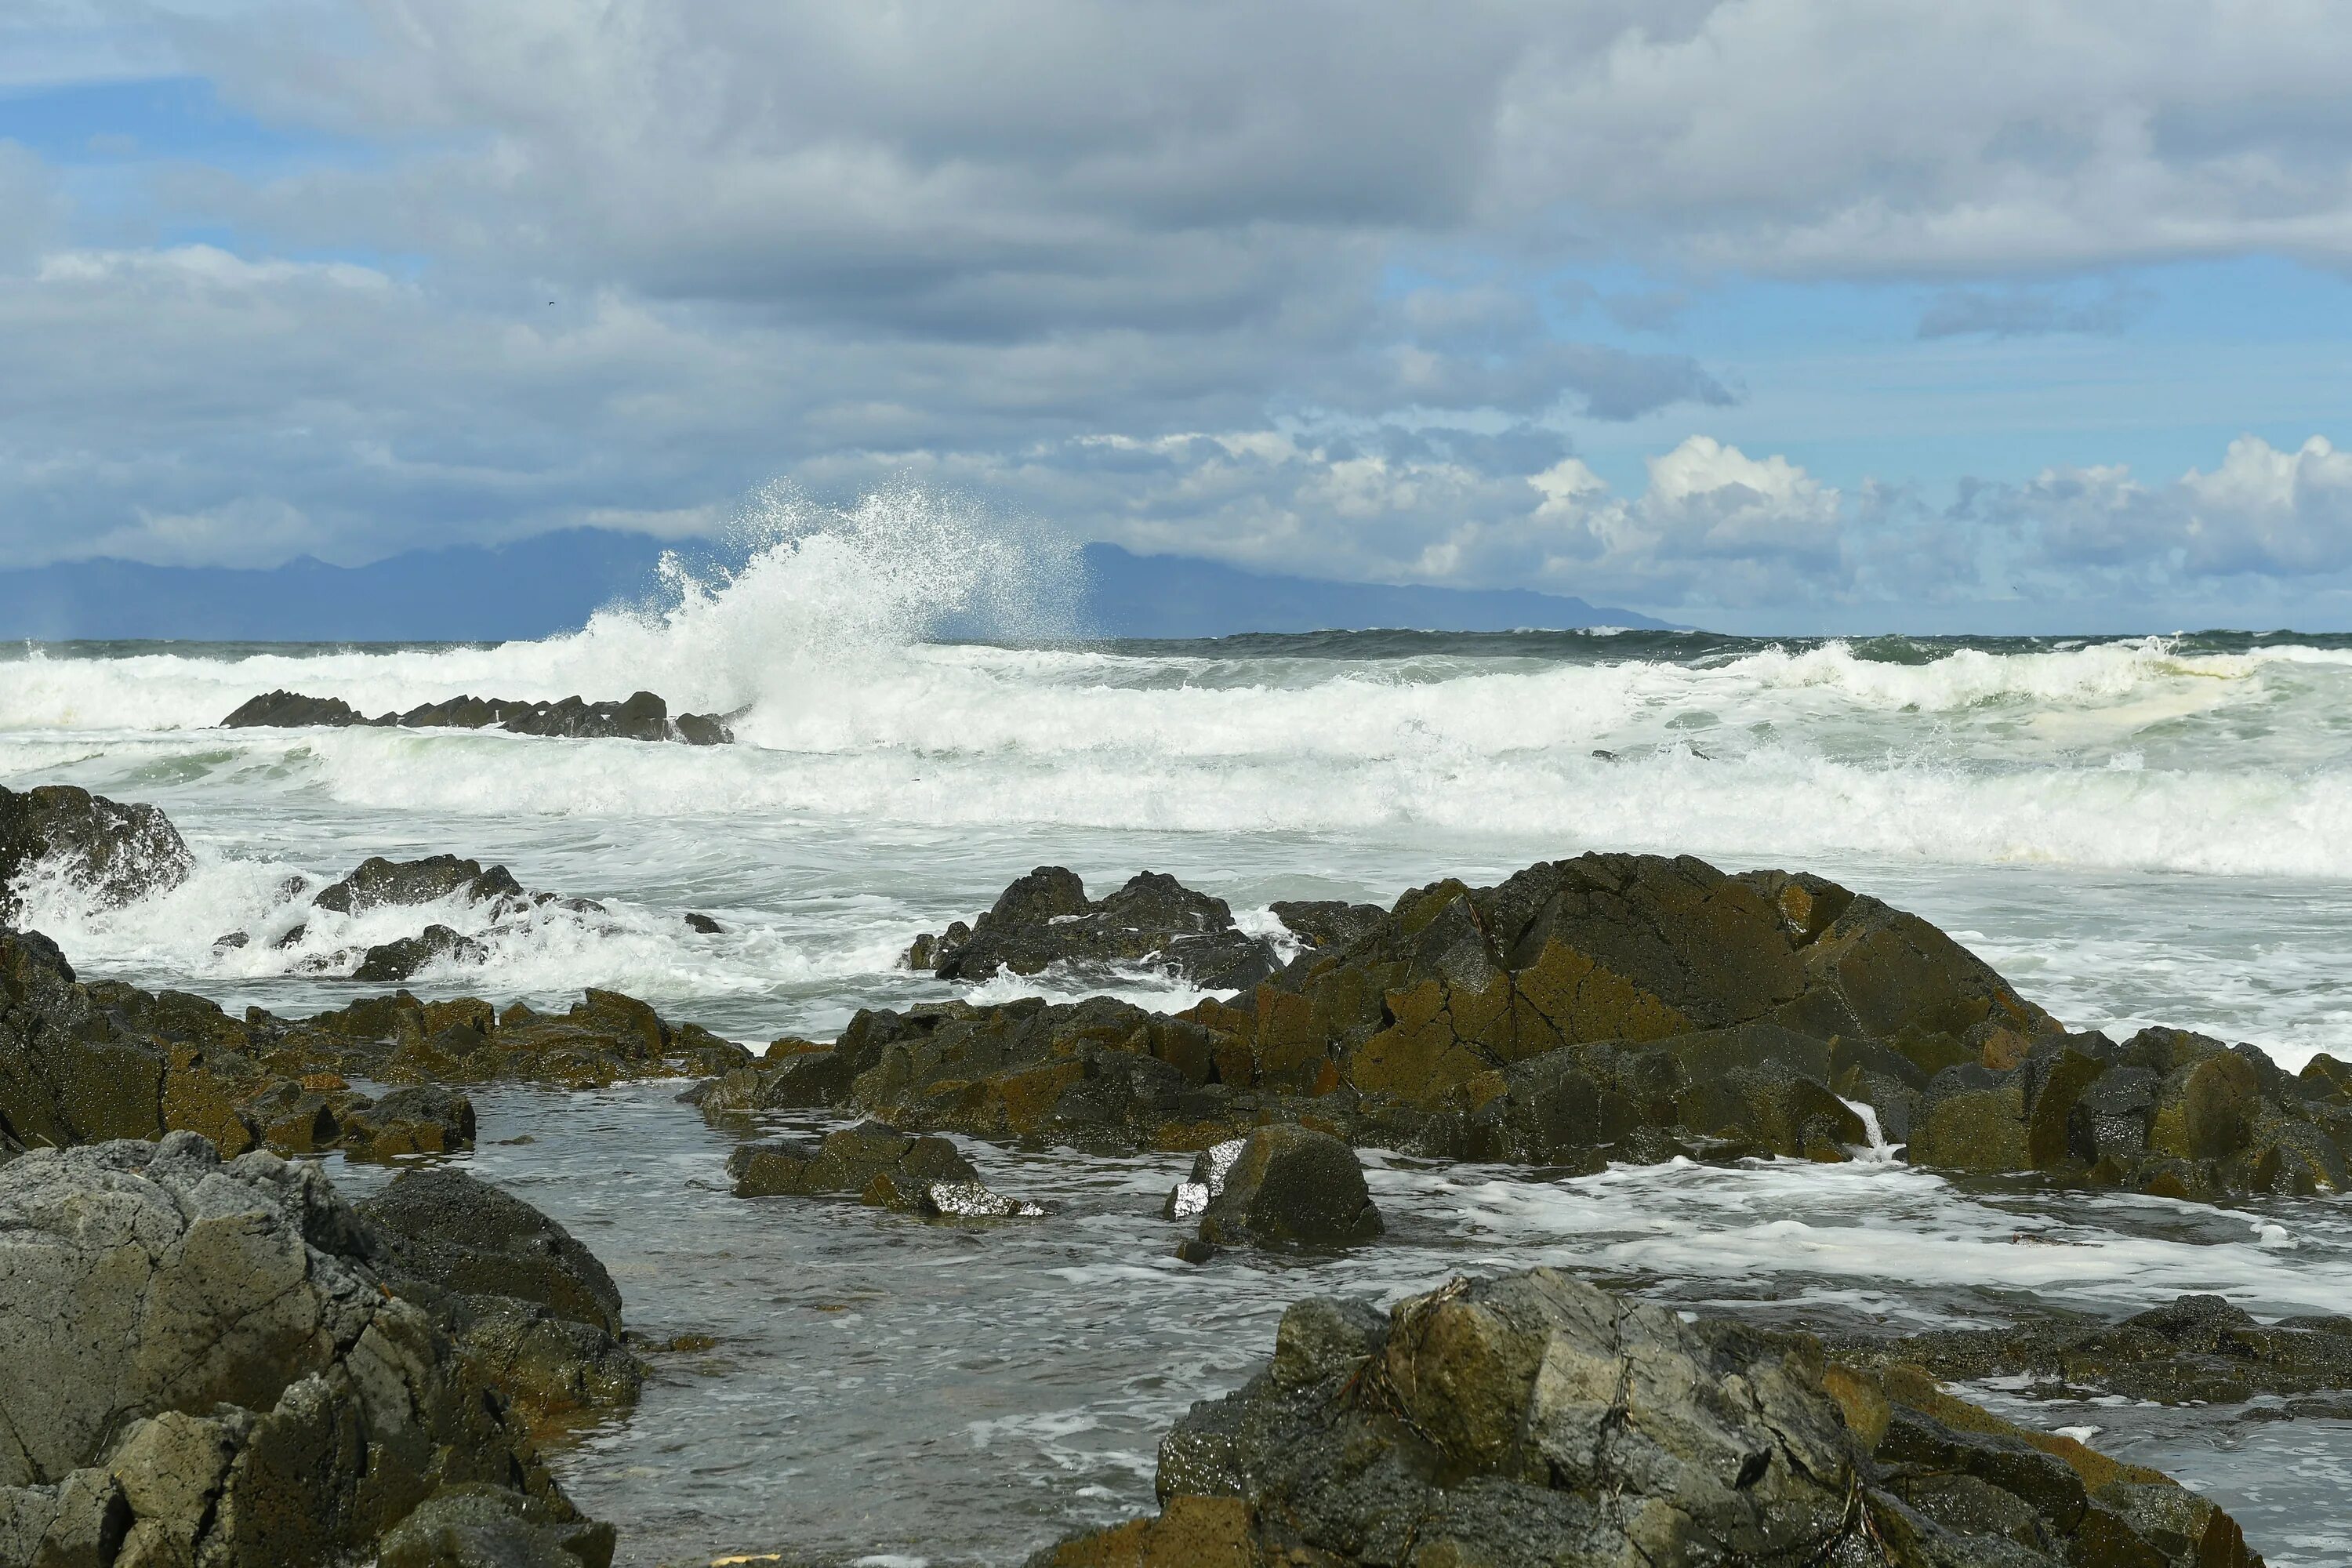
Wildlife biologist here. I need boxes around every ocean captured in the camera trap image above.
[4,521,2350,1565]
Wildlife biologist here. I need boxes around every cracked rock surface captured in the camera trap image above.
[0,1133,608,1568]
[1031,1268,2261,1568]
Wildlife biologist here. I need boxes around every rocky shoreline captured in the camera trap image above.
[6,782,2348,1564]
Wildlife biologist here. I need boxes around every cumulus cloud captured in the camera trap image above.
[1970,435,2352,583]
[3,0,2352,623]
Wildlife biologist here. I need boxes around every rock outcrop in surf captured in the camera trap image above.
[2,927,476,1163]
[2,924,751,1168]
[1029,1268,2259,1568]
[906,866,1282,991]
[217,852,610,983]
[0,783,193,921]
[221,688,735,743]
[0,1134,613,1568]
[736,855,2351,1207]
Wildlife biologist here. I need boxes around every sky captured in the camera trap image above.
[2,2,2351,633]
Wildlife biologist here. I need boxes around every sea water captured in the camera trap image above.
[4,502,2350,1565]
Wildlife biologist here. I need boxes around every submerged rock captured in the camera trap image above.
[0,782,194,920]
[1031,1268,2259,1568]
[0,1134,610,1567]
[359,1167,641,1434]
[222,688,734,744]
[906,866,1281,990]
[728,1120,1043,1216]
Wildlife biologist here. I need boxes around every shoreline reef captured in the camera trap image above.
[6,781,2349,1566]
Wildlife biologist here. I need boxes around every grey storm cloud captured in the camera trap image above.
[4,0,2352,619]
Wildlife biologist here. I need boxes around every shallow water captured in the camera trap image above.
[327,1084,2352,1567]
[7,517,2352,1563]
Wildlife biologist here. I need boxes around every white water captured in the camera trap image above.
[7,488,2352,1564]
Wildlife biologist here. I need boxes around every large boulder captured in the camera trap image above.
[0,1134,609,1568]
[1032,1269,2259,1568]
[0,783,193,919]
[358,1168,641,1436]
[907,867,1280,991]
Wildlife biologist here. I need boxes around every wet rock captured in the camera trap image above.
[0,1134,604,1565]
[1835,1293,2352,1407]
[314,854,528,916]
[1269,898,1388,952]
[720,853,2340,1210]
[1175,1124,1382,1248]
[0,782,194,918]
[354,924,492,983]
[221,687,733,745]
[1040,1269,2249,1568]
[727,1121,1044,1216]
[0,926,480,1163]
[358,1166,626,1336]
[1032,1268,2259,1568]
[220,689,367,728]
[909,867,1281,991]
[376,1483,616,1568]
[255,985,753,1090]
[358,1167,640,1435]
[684,912,724,934]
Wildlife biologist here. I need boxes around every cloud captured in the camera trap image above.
[3,1,2352,627]
[1974,434,2352,581]
[1917,282,2151,338]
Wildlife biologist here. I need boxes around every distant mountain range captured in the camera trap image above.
[1078,543,1671,635]
[0,529,1670,641]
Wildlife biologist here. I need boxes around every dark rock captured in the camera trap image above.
[359,1166,625,1337]
[220,688,733,746]
[358,1168,639,1437]
[314,855,526,916]
[909,867,1281,991]
[376,1483,615,1568]
[1835,1292,2352,1407]
[1167,1124,1382,1247]
[213,930,250,950]
[703,852,2342,1210]
[726,1121,1042,1215]
[0,782,194,919]
[220,689,366,728]
[339,1083,478,1159]
[684,912,724,934]
[0,1134,604,1566]
[1269,898,1387,951]
[1033,1268,2257,1568]
[354,924,492,983]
